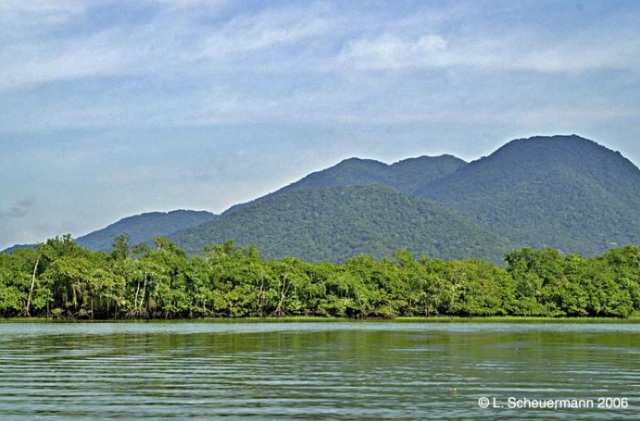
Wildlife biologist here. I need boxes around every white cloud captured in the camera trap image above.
[3,0,637,96]
[340,30,640,73]
[0,0,87,38]
[340,33,448,70]
[517,34,640,73]
[197,8,331,57]
[0,31,136,90]
[337,11,640,74]
[0,1,334,91]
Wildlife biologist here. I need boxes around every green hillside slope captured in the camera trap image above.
[417,135,640,255]
[172,185,513,262]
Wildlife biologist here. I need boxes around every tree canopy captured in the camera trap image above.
[2,235,638,319]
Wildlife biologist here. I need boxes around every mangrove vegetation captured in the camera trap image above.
[1,235,638,319]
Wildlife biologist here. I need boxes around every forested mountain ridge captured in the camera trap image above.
[4,135,638,262]
[76,210,217,251]
[172,184,513,262]
[417,135,640,256]
[223,154,466,215]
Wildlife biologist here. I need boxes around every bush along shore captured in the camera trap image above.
[1,235,638,320]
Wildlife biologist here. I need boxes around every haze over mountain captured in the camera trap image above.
[4,135,638,263]
[4,210,216,254]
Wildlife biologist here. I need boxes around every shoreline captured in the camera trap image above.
[2,315,638,323]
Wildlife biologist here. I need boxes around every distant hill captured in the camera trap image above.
[76,210,217,251]
[172,184,514,262]
[3,210,218,253]
[417,135,640,256]
[2,243,36,254]
[224,155,465,215]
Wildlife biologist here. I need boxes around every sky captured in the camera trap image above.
[1,0,639,250]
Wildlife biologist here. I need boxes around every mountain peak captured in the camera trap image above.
[494,134,621,159]
[417,134,639,256]
[223,153,466,215]
[336,157,386,166]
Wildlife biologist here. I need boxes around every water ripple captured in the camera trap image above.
[1,322,638,420]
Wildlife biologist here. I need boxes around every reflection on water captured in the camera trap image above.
[1,322,638,420]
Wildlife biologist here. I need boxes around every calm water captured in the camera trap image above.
[0,322,638,420]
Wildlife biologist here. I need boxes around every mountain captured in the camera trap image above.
[224,154,466,215]
[75,210,217,251]
[6,134,637,262]
[172,184,514,262]
[416,135,640,256]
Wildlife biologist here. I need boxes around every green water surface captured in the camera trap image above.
[1,322,638,420]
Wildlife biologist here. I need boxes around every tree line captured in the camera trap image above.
[1,235,638,319]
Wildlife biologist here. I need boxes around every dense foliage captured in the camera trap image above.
[172,185,514,262]
[2,235,638,319]
[418,135,640,256]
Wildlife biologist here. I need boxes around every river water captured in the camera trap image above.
[1,322,638,420]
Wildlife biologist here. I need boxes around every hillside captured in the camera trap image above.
[224,154,465,215]
[172,184,514,262]
[76,210,217,251]
[417,135,640,256]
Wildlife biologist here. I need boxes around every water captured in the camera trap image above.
[1,322,638,420]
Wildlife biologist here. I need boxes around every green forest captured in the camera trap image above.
[173,185,514,262]
[1,235,639,319]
